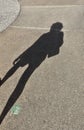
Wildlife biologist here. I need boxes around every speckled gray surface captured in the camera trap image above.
[0,0,84,130]
[0,0,20,32]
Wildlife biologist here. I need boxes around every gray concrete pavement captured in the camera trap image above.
[19,0,84,5]
[0,0,84,130]
[12,5,84,30]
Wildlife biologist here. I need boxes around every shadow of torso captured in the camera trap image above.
[16,30,64,68]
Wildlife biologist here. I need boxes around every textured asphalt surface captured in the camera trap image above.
[0,0,84,130]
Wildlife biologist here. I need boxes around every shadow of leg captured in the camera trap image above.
[0,63,20,86]
[0,65,36,124]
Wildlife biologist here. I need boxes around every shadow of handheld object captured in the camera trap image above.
[0,22,64,124]
[48,22,63,57]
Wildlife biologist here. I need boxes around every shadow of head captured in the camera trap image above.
[50,22,63,32]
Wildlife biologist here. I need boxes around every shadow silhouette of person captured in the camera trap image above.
[0,22,64,124]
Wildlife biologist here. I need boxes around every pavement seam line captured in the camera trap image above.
[10,26,84,32]
[22,5,84,8]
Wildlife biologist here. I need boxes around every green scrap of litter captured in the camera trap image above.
[11,105,21,115]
